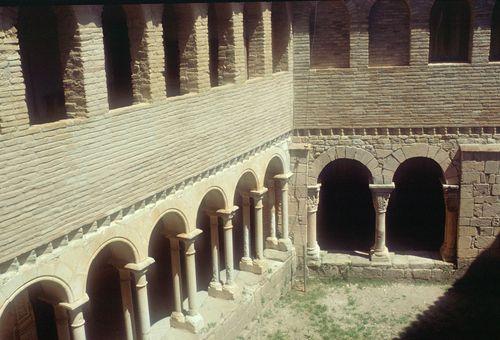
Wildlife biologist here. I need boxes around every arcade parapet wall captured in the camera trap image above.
[289,128,500,268]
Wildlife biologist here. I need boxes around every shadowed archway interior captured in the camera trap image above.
[387,157,445,251]
[317,159,375,252]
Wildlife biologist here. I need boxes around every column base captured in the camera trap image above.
[185,313,204,334]
[370,247,391,263]
[208,281,237,300]
[239,257,255,273]
[252,259,266,274]
[306,245,321,267]
[208,281,223,298]
[266,237,279,250]
[240,258,266,274]
[440,244,456,263]
[170,311,186,328]
[277,238,293,252]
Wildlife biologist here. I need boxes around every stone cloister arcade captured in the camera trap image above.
[0,145,293,339]
[305,144,460,265]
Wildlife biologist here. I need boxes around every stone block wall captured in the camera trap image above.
[288,128,500,263]
[457,144,500,267]
[0,4,293,266]
[293,0,500,129]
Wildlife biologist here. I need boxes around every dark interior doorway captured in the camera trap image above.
[317,159,374,252]
[387,157,445,251]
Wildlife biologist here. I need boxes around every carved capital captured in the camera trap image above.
[306,184,321,213]
[443,184,460,212]
[369,183,395,214]
[216,206,239,221]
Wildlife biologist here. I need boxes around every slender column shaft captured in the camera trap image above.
[251,189,267,260]
[118,269,137,340]
[223,216,235,285]
[268,182,277,241]
[169,237,183,315]
[369,184,394,262]
[242,195,251,260]
[68,309,86,340]
[217,208,238,286]
[184,240,199,315]
[274,173,293,250]
[306,184,321,256]
[280,182,290,240]
[209,214,220,283]
[441,185,459,262]
[134,271,151,340]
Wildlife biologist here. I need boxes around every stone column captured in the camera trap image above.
[217,206,239,297]
[274,173,294,251]
[125,257,155,340]
[168,237,185,326]
[118,269,137,340]
[306,184,321,265]
[208,213,222,292]
[53,305,71,340]
[440,184,460,262]
[250,188,268,261]
[177,229,204,333]
[239,194,254,272]
[59,295,89,340]
[265,180,279,249]
[369,184,394,262]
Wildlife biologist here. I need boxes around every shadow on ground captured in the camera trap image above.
[398,236,500,339]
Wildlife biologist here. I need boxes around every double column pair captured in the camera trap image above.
[208,207,239,299]
[58,258,154,340]
[306,182,460,263]
[368,183,459,262]
[306,183,396,263]
[169,229,204,333]
[267,173,294,252]
[240,188,267,274]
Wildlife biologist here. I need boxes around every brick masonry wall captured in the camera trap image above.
[310,1,350,69]
[0,4,293,264]
[458,145,500,267]
[288,130,500,260]
[293,0,500,128]
[368,0,410,66]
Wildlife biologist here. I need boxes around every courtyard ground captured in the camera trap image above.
[238,278,449,340]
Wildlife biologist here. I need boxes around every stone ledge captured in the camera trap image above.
[311,252,456,283]
[460,144,500,152]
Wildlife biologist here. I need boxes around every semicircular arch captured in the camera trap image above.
[309,146,379,185]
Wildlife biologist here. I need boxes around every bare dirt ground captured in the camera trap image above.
[238,278,449,340]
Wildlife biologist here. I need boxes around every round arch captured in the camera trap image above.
[0,276,73,318]
[309,146,379,185]
[382,144,458,185]
[148,209,189,244]
[0,277,73,340]
[84,237,140,283]
[263,154,286,180]
[235,169,259,192]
